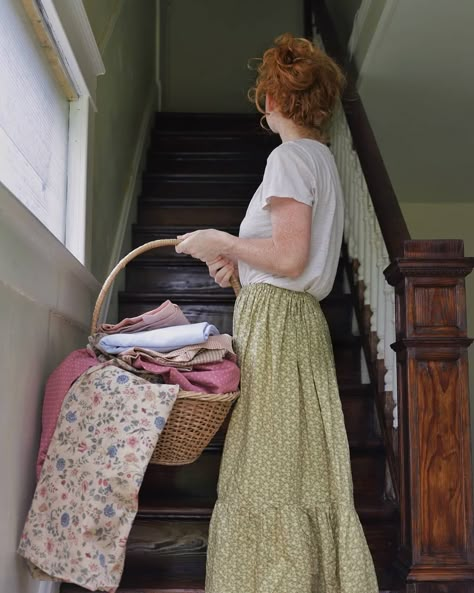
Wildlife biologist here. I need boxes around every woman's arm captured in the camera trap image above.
[176,197,312,279]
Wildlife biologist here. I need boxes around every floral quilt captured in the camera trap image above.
[18,364,179,592]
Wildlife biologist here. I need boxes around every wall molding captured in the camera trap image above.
[39,0,105,106]
[348,0,374,58]
[37,580,60,593]
[356,0,398,83]
[100,84,157,324]
[98,0,126,54]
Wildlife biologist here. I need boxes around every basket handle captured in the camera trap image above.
[91,239,241,335]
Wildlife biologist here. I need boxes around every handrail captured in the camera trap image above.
[310,4,474,588]
[310,0,411,259]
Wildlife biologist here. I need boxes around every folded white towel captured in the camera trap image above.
[98,321,220,354]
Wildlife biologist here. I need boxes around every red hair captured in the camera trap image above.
[249,33,345,139]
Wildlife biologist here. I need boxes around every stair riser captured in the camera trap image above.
[137,205,247,226]
[132,226,240,247]
[151,136,279,153]
[147,155,267,175]
[125,264,346,294]
[140,448,385,506]
[153,113,262,132]
[142,179,259,198]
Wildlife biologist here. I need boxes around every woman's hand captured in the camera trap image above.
[175,229,235,262]
[207,256,237,288]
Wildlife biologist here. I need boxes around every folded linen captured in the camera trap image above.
[98,322,220,354]
[98,300,189,334]
[91,334,236,368]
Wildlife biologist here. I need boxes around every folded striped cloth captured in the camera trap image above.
[98,321,220,354]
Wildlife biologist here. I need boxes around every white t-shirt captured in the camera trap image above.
[238,138,344,301]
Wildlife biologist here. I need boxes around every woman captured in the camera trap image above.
[176,33,379,593]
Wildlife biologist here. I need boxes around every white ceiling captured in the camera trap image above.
[356,0,474,203]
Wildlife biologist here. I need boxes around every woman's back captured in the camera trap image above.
[238,138,344,300]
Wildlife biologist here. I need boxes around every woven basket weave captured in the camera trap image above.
[91,238,240,466]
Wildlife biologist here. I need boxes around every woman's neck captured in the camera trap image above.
[273,114,321,143]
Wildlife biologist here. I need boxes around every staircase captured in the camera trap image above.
[61,113,403,593]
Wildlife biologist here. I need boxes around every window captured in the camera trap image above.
[0,0,69,242]
[0,0,104,263]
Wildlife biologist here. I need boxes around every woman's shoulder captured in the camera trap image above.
[268,138,332,163]
[267,139,336,176]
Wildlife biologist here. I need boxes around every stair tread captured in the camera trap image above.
[144,172,262,181]
[139,195,251,205]
[148,153,268,161]
[136,498,398,521]
[133,224,240,233]
[118,288,352,301]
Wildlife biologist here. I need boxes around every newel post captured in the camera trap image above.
[385,240,474,592]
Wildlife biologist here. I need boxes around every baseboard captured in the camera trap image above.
[37,581,60,593]
[100,84,157,324]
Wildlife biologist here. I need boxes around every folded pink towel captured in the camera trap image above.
[98,300,189,334]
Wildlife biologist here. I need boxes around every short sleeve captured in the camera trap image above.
[260,144,316,208]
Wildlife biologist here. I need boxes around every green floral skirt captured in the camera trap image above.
[205,283,379,593]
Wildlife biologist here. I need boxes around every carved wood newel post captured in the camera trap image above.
[385,240,474,593]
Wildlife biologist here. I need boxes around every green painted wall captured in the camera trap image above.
[83,0,156,282]
[160,0,304,113]
[0,183,97,593]
[401,202,474,499]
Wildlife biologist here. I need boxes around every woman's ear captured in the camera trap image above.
[265,94,276,113]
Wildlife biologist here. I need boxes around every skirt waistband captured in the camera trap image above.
[238,282,320,306]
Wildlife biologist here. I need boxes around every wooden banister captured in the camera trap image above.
[385,241,474,591]
[309,2,474,591]
[310,0,411,259]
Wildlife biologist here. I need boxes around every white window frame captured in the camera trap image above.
[23,0,105,265]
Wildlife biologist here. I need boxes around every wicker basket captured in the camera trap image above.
[91,238,240,466]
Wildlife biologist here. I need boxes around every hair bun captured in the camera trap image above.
[248,33,345,139]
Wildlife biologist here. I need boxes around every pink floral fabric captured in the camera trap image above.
[36,348,101,479]
[19,365,179,592]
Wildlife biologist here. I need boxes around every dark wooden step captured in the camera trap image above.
[137,200,248,226]
[132,224,240,248]
[147,152,267,174]
[142,174,260,198]
[150,134,279,153]
[153,112,263,133]
[140,434,385,510]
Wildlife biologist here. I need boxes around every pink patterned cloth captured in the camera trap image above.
[37,349,100,480]
[97,300,189,334]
